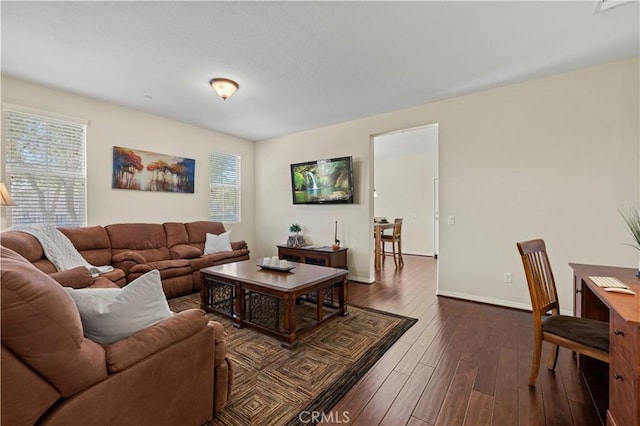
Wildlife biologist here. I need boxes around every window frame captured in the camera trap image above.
[208,151,241,223]
[2,104,89,227]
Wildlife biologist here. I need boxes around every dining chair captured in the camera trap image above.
[516,239,609,386]
[381,218,404,268]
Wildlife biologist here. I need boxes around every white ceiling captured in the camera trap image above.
[1,1,638,141]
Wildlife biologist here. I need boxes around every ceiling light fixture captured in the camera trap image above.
[210,78,239,101]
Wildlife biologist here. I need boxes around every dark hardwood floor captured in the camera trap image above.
[323,255,605,426]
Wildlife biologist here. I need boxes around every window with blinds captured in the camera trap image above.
[209,152,240,222]
[3,108,87,227]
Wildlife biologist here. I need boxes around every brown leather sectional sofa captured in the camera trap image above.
[0,221,248,424]
[0,221,250,299]
[1,245,232,425]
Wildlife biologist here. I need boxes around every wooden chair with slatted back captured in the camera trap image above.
[381,218,404,268]
[516,239,609,386]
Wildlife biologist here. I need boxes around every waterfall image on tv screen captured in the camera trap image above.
[290,156,354,204]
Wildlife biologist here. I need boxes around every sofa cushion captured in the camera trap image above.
[0,246,107,397]
[184,221,226,249]
[163,222,189,247]
[204,231,232,254]
[59,226,112,267]
[65,270,172,344]
[106,223,171,262]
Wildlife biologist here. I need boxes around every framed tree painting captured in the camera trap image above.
[112,146,195,193]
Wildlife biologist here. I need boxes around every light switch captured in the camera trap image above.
[447,215,455,225]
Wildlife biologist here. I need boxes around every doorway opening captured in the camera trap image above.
[372,123,439,271]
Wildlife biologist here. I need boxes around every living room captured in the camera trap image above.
[1,1,639,425]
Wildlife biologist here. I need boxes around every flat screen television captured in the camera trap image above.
[290,156,354,204]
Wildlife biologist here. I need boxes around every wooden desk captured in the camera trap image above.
[570,263,640,426]
[374,222,394,270]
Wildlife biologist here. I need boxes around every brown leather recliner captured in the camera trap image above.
[1,246,232,425]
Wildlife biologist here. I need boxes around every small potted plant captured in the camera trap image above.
[619,206,640,277]
[287,223,304,247]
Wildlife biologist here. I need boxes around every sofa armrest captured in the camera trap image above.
[112,251,146,264]
[105,309,210,373]
[231,240,248,251]
[208,321,228,368]
[111,252,147,275]
[49,266,93,289]
[169,244,202,260]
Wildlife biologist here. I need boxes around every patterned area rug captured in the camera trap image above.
[169,294,417,426]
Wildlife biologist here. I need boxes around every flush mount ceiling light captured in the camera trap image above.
[209,78,239,101]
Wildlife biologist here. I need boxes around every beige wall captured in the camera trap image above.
[256,57,639,310]
[0,77,256,248]
[3,57,638,311]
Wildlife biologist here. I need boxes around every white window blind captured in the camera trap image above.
[4,109,87,227]
[209,152,240,222]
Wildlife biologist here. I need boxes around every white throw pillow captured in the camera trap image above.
[65,269,171,344]
[204,230,232,254]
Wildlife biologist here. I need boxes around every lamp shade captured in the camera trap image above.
[210,78,239,100]
[0,182,16,206]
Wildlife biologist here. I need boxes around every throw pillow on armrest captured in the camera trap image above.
[49,266,94,289]
[204,231,232,254]
[65,269,172,344]
[112,251,146,264]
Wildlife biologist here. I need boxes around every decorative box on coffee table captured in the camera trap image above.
[277,245,348,269]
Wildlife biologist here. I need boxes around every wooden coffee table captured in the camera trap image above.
[200,260,348,348]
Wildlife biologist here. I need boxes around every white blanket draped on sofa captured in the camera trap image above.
[10,224,114,277]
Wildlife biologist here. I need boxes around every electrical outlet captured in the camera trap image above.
[504,272,512,283]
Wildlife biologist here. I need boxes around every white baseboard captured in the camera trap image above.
[348,275,375,284]
[435,290,573,316]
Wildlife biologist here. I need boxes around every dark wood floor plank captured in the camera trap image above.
[381,363,435,426]
[353,371,409,426]
[491,346,519,425]
[538,358,575,426]
[395,317,444,375]
[411,325,468,424]
[407,416,433,426]
[399,303,440,345]
[516,334,546,426]
[326,341,412,424]
[435,360,478,426]
[463,390,493,426]
[472,328,500,396]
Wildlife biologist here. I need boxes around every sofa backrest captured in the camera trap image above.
[105,223,171,262]
[184,221,226,252]
[59,226,112,266]
[0,246,108,397]
[0,231,57,273]
[164,222,189,247]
